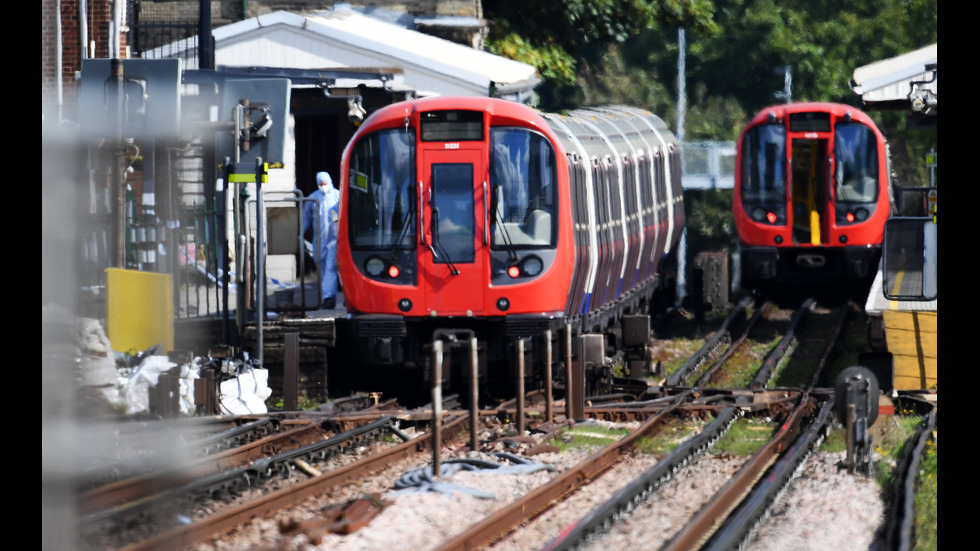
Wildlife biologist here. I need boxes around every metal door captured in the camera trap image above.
[420,147,486,314]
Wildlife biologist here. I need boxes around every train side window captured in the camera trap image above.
[882,217,937,301]
[834,123,879,203]
[489,127,558,247]
[347,128,416,249]
[740,124,786,202]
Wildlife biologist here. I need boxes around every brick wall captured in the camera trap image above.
[42,0,482,121]
[42,0,126,121]
[240,1,480,18]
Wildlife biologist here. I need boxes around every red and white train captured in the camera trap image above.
[734,102,892,290]
[335,96,683,395]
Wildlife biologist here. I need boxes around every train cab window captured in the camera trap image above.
[489,128,558,248]
[347,128,417,249]
[740,124,786,203]
[833,123,879,204]
[431,163,475,264]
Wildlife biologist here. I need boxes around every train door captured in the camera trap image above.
[789,138,828,245]
[420,147,487,314]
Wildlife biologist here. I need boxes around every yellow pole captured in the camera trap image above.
[808,144,820,245]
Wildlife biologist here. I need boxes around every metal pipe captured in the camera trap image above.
[516,339,525,435]
[470,336,479,452]
[544,330,553,423]
[255,158,265,369]
[111,59,126,268]
[432,340,443,478]
[565,324,572,411]
[79,0,88,59]
[55,0,63,124]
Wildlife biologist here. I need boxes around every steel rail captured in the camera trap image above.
[690,304,765,388]
[880,398,937,551]
[118,413,470,551]
[664,296,755,387]
[78,416,322,514]
[432,391,695,551]
[750,297,814,388]
[703,396,835,550]
[541,406,744,551]
[81,416,398,527]
[660,395,819,551]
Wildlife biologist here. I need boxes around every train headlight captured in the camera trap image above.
[854,208,869,221]
[365,257,385,277]
[522,256,544,276]
[751,207,766,222]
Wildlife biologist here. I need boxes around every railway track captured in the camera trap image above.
[72,297,934,551]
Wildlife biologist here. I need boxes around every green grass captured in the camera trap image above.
[714,416,775,456]
[914,435,937,551]
[709,336,781,388]
[872,415,921,489]
[635,415,710,456]
[266,396,324,411]
[547,424,632,452]
[656,337,707,379]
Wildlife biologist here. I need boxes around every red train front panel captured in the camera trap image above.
[337,97,575,322]
[734,102,890,285]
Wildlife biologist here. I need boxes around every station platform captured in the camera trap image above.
[864,269,937,391]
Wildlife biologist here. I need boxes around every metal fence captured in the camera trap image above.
[681,141,736,190]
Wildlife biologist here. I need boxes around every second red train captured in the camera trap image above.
[734,102,893,291]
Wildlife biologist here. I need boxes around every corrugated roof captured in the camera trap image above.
[211,8,539,100]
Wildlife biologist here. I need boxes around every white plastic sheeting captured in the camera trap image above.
[46,302,273,416]
[115,355,272,416]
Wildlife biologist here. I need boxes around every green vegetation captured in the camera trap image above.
[487,1,937,237]
[826,312,874,383]
[266,396,324,411]
[655,336,707,379]
[914,435,937,551]
[635,415,709,456]
[714,415,775,456]
[548,424,633,452]
[710,335,781,388]
[872,415,921,488]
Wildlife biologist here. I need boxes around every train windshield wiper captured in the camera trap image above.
[430,208,459,275]
[491,185,518,263]
[388,204,416,263]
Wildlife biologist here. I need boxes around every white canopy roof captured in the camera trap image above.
[850,43,937,114]
[211,8,539,101]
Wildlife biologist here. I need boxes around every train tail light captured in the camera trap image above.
[365,255,402,279]
[766,211,778,223]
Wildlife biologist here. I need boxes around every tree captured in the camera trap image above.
[484,0,719,110]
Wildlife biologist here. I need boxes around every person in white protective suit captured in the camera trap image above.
[302,171,340,310]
